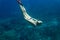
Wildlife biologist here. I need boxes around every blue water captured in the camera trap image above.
[0,0,60,40]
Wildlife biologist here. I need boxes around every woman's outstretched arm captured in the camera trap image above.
[17,0,43,26]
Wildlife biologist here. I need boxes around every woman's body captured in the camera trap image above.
[17,0,43,26]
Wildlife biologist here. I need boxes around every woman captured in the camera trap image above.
[17,0,43,26]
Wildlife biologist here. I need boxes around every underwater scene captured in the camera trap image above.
[0,0,60,40]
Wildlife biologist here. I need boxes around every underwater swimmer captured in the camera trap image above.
[17,0,43,26]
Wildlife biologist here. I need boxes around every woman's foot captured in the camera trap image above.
[17,0,23,5]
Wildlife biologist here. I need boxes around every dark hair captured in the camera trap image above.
[36,22,42,26]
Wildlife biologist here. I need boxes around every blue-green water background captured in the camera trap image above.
[0,0,60,40]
